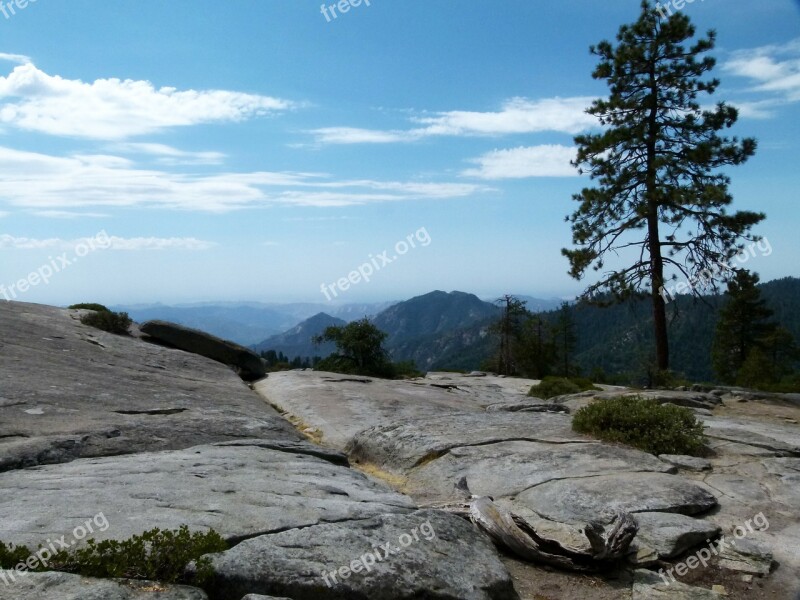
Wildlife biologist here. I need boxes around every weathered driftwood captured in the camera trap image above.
[438,496,638,572]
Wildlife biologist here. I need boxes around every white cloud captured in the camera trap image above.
[309,96,597,144]
[113,143,226,165]
[33,210,110,219]
[0,233,215,251]
[0,146,487,212]
[309,127,410,145]
[463,145,578,179]
[105,237,216,251]
[724,38,800,103]
[0,234,63,249]
[0,53,31,65]
[0,62,297,139]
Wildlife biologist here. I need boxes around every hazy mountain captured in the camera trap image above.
[114,301,396,346]
[113,304,296,346]
[374,291,499,345]
[252,313,346,358]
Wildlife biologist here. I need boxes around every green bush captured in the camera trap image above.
[572,395,707,456]
[0,540,30,569]
[528,376,600,399]
[80,310,133,336]
[68,303,110,312]
[0,526,226,584]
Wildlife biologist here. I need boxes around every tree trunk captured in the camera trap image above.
[646,60,669,371]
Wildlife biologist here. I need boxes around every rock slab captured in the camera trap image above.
[141,320,266,381]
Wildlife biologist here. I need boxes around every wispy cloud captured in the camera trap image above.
[463,145,578,179]
[105,236,217,251]
[0,53,31,65]
[112,143,226,165]
[0,234,63,249]
[33,210,110,219]
[0,146,487,212]
[724,38,800,105]
[309,96,597,145]
[0,62,298,140]
[0,233,215,250]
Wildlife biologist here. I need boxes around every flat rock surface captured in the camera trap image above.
[406,440,675,502]
[0,571,207,599]
[347,412,589,472]
[0,440,414,548]
[254,371,540,449]
[0,302,301,471]
[515,472,718,525]
[201,509,519,600]
[631,570,723,599]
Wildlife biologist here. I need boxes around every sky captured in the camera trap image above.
[0,0,798,306]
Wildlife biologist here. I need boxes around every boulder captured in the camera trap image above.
[197,509,519,600]
[140,320,266,381]
[632,512,722,561]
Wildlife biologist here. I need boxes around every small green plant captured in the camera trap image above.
[0,540,31,569]
[68,303,110,312]
[0,526,226,584]
[80,310,133,336]
[528,376,600,399]
[572,395,707,456]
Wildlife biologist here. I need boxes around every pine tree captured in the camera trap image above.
[552,302,578,377]
[564,1,763,372]
[490,295,529,375]
[712,270,775,383]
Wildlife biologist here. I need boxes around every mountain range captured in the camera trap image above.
[251,278,800,382]
[114,278,799,382]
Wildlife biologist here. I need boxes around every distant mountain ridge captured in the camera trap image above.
[112,301,395,346]
[252,312,346,358]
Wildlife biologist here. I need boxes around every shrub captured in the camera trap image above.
[572,395,707,456]
[80,310,132,336]
[528,376,600,399]
[68,303,110,312]
[0,526,226,584]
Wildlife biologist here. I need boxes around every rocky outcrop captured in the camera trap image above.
[140,320,266,381]
[0,303,517,600]
[256,371,800,598]
[0,303,298,472]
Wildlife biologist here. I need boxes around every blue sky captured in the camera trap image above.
[1,0,798,306]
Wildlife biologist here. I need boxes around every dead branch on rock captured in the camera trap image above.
[437,496,638,572]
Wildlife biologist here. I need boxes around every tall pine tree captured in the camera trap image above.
[564,1,763,371]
